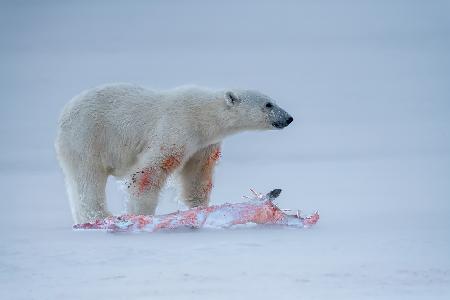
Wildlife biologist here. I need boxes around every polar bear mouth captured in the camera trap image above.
[272,122,285,129]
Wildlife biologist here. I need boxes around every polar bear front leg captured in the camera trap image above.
[180,143,221,208]
[125,148,185,215]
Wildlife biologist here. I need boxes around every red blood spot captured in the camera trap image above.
[201,180,213,197]
[161,154,182,172]
[210,147,221,162]
[303,212,320,225]
[138,169,152,193]
[202,147,221,173]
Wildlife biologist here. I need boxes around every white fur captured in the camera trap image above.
[55,83,291,223]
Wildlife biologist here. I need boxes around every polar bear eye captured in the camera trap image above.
[265,102,273,108]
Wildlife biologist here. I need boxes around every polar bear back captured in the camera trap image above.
[55,84,220,177]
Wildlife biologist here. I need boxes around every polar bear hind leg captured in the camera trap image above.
[59,157,111,223]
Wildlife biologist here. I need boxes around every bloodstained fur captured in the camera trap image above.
[197,146,221,198]
[127,146,185,195]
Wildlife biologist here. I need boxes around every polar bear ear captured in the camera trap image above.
[225,91,241,106]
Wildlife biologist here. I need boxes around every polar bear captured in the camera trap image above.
[55,84,293,223]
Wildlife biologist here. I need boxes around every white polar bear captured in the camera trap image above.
[55,84,293,223]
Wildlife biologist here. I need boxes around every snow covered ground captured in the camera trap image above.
[1,157,450,299]
[1,1,449,299]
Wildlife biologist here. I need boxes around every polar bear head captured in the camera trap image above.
[223,89,293,131]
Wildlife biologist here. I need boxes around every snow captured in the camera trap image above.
[1,0,449,299]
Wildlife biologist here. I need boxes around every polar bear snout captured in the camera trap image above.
[266,102,294,130]
[272,114,293,129]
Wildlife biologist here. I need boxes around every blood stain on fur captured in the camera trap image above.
[201,179,213,197]
[138,169,152,193]
[161,153,183,173]
[210,147,221,162]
